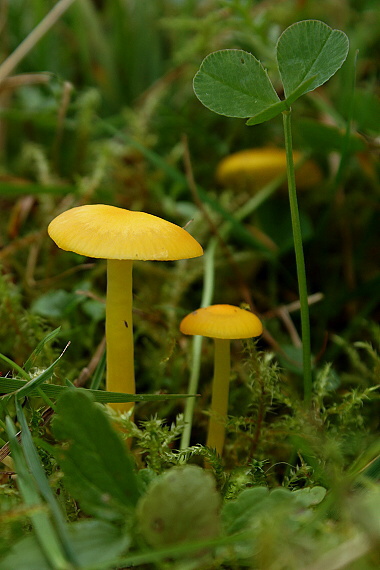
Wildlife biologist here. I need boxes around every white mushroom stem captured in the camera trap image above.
[206,338,231,455]
[106,259,135,414]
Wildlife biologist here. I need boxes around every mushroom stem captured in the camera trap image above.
[106,259,135,414]
[206,338,231,456]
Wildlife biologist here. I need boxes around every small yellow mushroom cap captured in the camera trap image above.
[216,148,322,191]
[180,304,263,340]
[48,205,203,261]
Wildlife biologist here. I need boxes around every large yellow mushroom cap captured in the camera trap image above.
[48,204,203,261]
[216,147,322,191]
[180,304,263,340]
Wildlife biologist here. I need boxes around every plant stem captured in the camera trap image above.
[207,338,231,455]
[282,110,312,403]
[0,0,78,86]
[180,239,216,450]
[106,259,135,414]
[6,416,70,570]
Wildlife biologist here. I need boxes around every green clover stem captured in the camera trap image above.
[282,109,312,403]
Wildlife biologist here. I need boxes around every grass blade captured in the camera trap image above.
[24,327,62,373]
[15,398,79,566]
[5,415,69,570]
[0,377,198,403]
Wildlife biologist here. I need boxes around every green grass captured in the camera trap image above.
[0,1,379,568]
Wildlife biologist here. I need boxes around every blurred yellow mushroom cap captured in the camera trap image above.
[48,205,203,261]
[180,304,263,340]
[216,148,322,191]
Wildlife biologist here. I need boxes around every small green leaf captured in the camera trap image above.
[52,389,142,519]
[193,49,282,119]
[136,465,221,548]
[0,520,131,570]
[277,20,349,101]
[292,486,327,507]
[222,487,269,535]
[222,485,326,539]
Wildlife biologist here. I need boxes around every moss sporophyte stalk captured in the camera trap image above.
[48,205,203,414]
[193,20,349,403]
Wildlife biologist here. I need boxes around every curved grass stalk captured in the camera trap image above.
[180,238,217,449]
[0,0,77,86]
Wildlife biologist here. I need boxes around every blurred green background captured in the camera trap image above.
[0,0,379,417]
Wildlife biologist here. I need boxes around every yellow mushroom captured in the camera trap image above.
[216,147,322,191]
[48,204,203,414]
[180,304,263,456]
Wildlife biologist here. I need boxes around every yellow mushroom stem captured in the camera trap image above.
[206,338,231,455]
[106,259,135,414]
